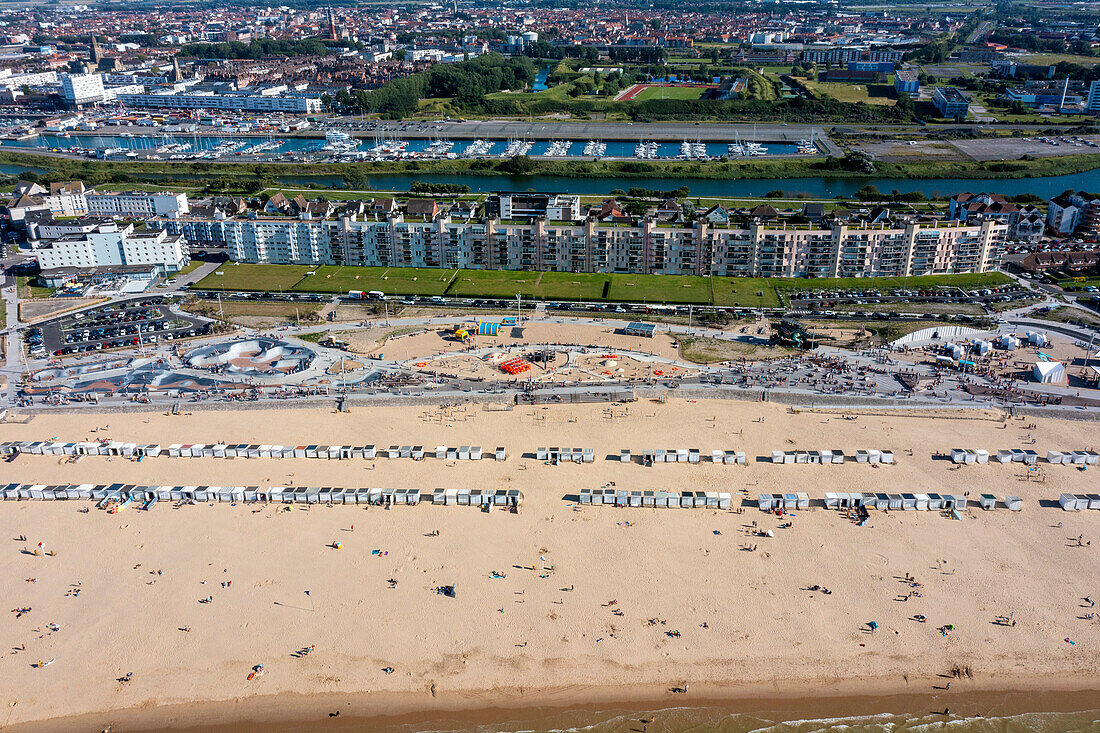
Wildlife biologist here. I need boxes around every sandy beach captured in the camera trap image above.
[1,398,1099,731]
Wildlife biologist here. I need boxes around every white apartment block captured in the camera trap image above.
[35,222,189,275]
[115,90,322,113]
[86,191,190,217]
[223,215,1005,278]
[61,73,106,106]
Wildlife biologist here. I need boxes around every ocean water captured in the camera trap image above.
[385,708,1100,733]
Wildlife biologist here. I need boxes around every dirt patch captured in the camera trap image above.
[183,300,322,329]
[675,335,797,363]
[19,297,107,323]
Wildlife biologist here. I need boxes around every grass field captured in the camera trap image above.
[16,276,55,299]
[802,81,895,106]
[632,85,708,101]
[188,264,1009,306]
[773,273,1010,294]
[1020,53,1100,67]
[448,271,609,300]
[194,264,314,292]
[295,266,457,296]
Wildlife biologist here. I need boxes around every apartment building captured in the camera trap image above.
[221,213,1006,278]
[1047,191,1100,237]
[115,88,322,113]
[86,190,190,217]
[34,222,189,275]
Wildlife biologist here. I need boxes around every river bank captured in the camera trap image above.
[2,148,1099,186]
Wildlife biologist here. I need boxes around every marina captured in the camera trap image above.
[0,131,806,162]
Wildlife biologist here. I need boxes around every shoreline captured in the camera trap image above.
[10,675,1100,732]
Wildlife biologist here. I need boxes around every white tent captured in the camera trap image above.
[1033,361,1065,383]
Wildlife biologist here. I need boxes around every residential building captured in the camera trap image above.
[115,88,322,113]
[488,193,582,221]
[1047,191,1100,237]
[933,86,969,118]
[60,73,105,107]
[33,222,188,275]
[86,190,190,217]
[220,212,1006,278]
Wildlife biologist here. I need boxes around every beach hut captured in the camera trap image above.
[1087,494,1100,510]
[1046,450,1064,464]
[601,490,616,506]
[914,493,930,511]
[583,448,595,463]
[385,445,398,459]
[711,449,724,464]
[1069,451,1088,465]
[943,494,967,511]
[396,445,410,459]
[357,445,374,459]
[432,488,446,505]
[167,444,182,457]
[673,492,689,508]
[1060,493,1084,511]
[642,490,655,507]
[794,451,808,464]
[771,450,784,464]
[458,446,470,461]
[824,492,839,509]
[782,493,798,510]
[280,446,295,458]
[901,493,917,510]
[622,449,633,463]
[795,492,809,509]
[871,493,887,509]
[856,450,869,464]
[950,449,969,464]
[654,490,669,508]
[494,490,508,507]
[979,494,997,510]
[887,494,903,510]
[688,449,701,464]
[579,488,592,505]
[880,450,895,465]
[718,492,732,509]
[470,446,483,461]
[495,447,506,461]
[457,488,471,505]
[867,449,881,464]
[827,450,843,464]
[588,489,603,505]
[1084,451,1099,465]
[1023,450,1039,464]
[629,491,643,507]
[655,449,666,464]
[436,446,448,460]
[507,489,521,508]
[537,447,548,461]
[974,449,989,465]
[996,450,1013,464]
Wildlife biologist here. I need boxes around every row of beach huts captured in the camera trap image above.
[0,482,523,508]
[579,488,734,507]
[951,448,1099,465]
[0,441,507,462]
[770,449,894,464]
[624,449,747,465]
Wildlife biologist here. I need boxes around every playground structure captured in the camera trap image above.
[499,356,532,374]
[454,320,502,343]
[771,319,818,348]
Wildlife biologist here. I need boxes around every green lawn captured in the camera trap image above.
[187,264,1009,306]
[607,273,713,304]
[772,273,1010,294]
[802,81,895,106]
[632,85,708,101]
[1020,53,1100,67]
[297,266,457,296]
[193,264,314,292]
[448,270,609,300]
[16,276,55,299]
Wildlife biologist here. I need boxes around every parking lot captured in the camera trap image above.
[37,297,211,357]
